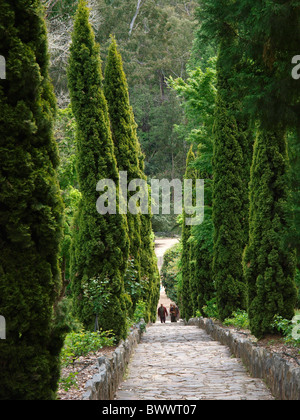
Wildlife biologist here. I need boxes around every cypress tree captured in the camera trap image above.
[0,0,64,399]
[103,38,142,311]
[243,126,297,338]
[181,145,196,320]
[68,1,129,341]
[239,1,299,338]
[104,38,160,321]
[197,1,252,321]
[212,37,248,321]
[198,0,298,333]
[135,126,160,322]
[189,152,214,315]
[190,217,214,315]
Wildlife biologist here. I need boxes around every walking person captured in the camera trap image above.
[157,304,168,323]
[170,304,179,322]
[170,304,176,322]
[175,305,180,321]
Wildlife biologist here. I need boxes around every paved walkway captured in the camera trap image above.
[114,322,274,400]
[114,238,274,401]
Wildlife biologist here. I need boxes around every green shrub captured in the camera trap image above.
[133,299,147,323]
[202,297,219,319]
[223,310,249,330]
[161,243,181,304]
[272,315,300,347]
[59,372,79,392]
[295,269,300,309]
[60,329,115,367]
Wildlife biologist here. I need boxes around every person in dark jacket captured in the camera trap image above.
[170,304,180,322]
[157,304,168,323]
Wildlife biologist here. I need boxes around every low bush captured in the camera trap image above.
[60,329,115,367]
[223,310,249,330]
[272,315,300,347]
[202,297,219,319]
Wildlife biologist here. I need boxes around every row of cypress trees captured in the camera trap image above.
[179,0,299,339]
[0,0,159,399]
[68,1,159,339]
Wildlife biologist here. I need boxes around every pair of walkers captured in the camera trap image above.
[157,303,179,323]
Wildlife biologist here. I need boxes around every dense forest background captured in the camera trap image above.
[45,0,197,183]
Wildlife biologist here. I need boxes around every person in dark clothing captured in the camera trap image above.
[170,304,179,322]
[157,304,168,323]
[170,304,176,322]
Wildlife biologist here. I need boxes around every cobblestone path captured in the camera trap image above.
[114,322,274,400]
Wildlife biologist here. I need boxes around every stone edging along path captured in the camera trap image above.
[82,323,144,400]
[82,317,300,400]
[188,317,300,400]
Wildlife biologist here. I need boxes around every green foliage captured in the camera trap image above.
[55,106,78,190]
[82,276,112,320]
[272,315,300,348]
[103,37,142,311]
[180,146,197,321]
[295,270,300,309]
[202,297,219,319]
[124,257,147,310]
[161,243,181,305]
[54,105,81,293]
[68,0,129,341]
[189,217,214,315]
[287,131,300,273]
[169,56,216,318]
[223,310,249,330]
[59,372,79,392]
[53,297,83,334]
[60,329,115,367]
[212,62,245,319]
[133,299,147,326]
[104,37,160,322]
[59,186,81,285]
[95,0,197,180]
[196,0,298,339]
[243,127,297,338]
[0,0,65,399]
[168,58,217,157]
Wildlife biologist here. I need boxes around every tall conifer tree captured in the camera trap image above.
[244,127,297,338]
[212,38,248,320]
[104,38,142,309]
[239,1,299,337]
[180,146,196,320]
[68,1,129,340]
[135,116,160,322]
[197,1,252,320]
[199,0,298,333]
[0,0,64,399]
[104,38,159,321]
